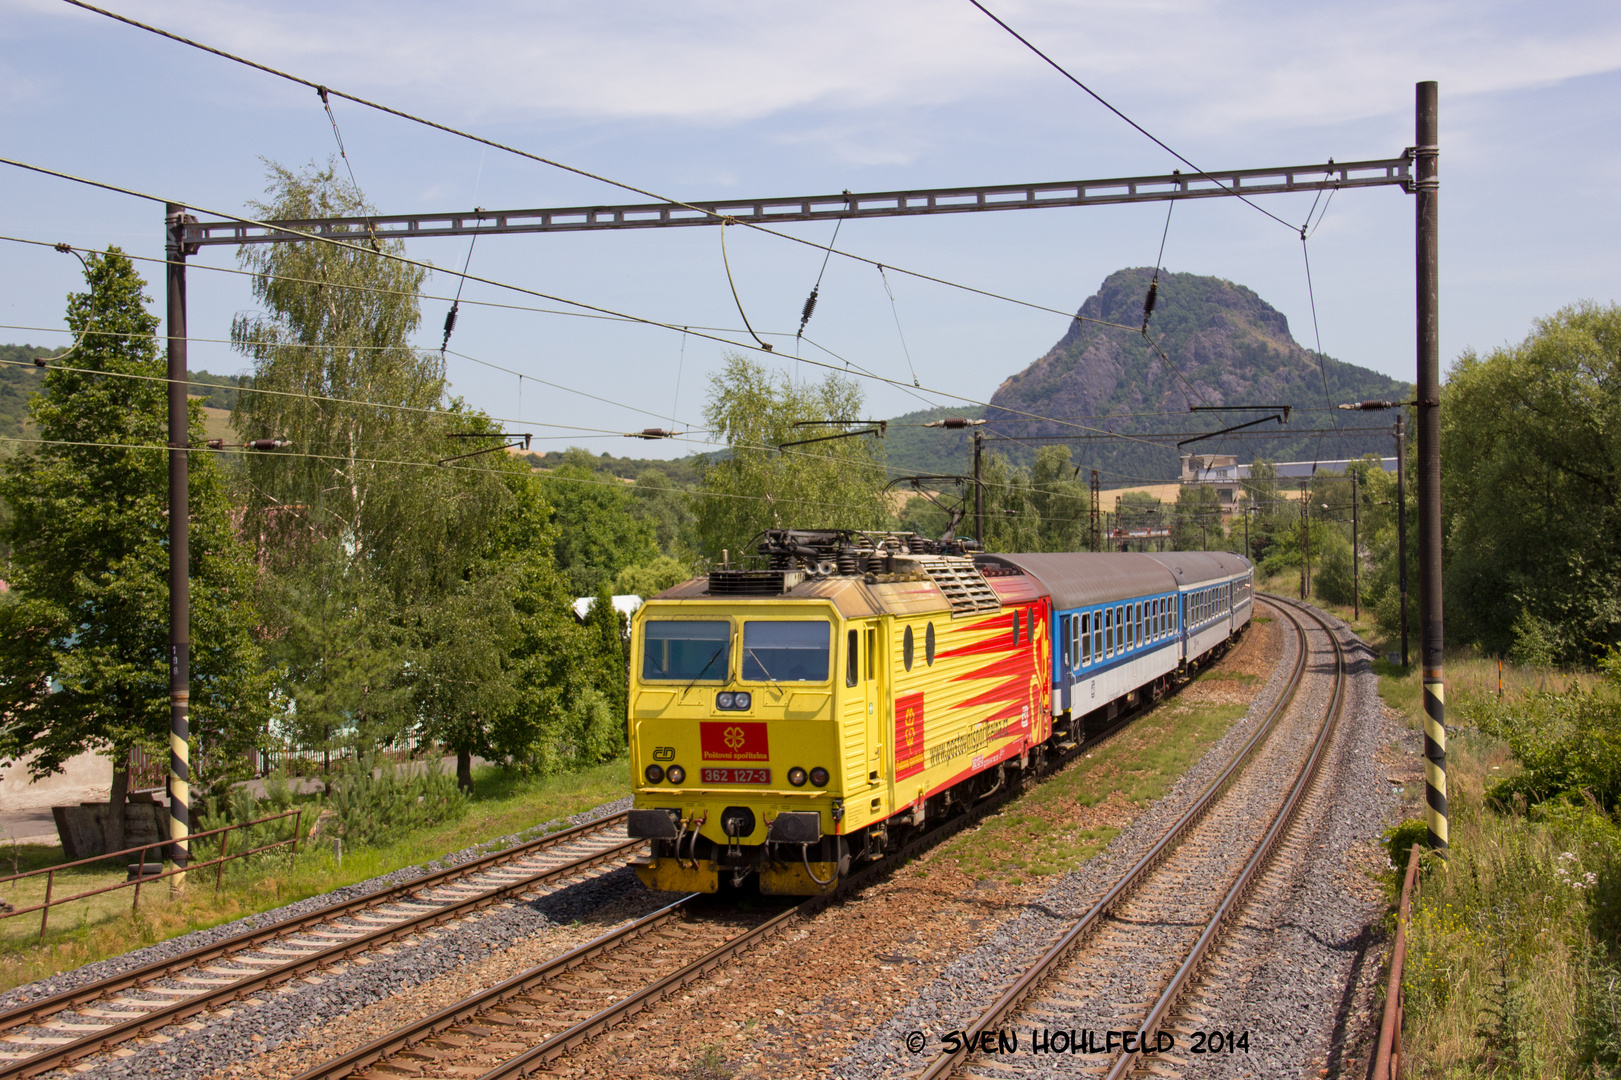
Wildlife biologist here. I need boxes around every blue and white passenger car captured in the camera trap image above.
[975,551,1253,732]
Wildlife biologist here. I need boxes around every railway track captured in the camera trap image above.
[261,622,1263,1080]
[0,811,638,1079]
[913,595,1346,1079]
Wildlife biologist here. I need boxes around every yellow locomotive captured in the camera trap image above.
[627,529,1049,895]
[625,529,1253,895]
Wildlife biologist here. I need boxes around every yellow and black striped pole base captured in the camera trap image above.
[1422,668,1448,856]
[170,704,190,889]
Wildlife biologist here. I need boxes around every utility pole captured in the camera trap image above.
[164,205,193,885]
[973,431,984,548]
[1395,412,1410,667]
[1243,506,1250,562]
[1414,80,1447,857]
[1299,481,1308,600]
[1351,471,1360,621]
[1089,469,1101,553]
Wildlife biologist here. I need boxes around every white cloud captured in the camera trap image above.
[20,0,1621,141]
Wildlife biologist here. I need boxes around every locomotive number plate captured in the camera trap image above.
[701,768,771,784]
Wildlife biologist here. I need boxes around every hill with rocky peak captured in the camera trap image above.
[981,267,1410,480]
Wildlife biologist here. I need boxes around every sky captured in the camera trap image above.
[2,0,1618,468]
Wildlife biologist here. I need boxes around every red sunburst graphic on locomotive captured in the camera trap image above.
[937,573,1051,759]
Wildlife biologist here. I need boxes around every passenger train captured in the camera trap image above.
[626,530,1253,896]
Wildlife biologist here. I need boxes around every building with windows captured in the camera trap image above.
[1179,454,1399,513]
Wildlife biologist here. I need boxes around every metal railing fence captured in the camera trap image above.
[0,808,302,938]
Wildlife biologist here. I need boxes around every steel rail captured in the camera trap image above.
[287,667,1188,1080]
[471,769,1052,1080]
[0,811,628,1036]
[286,894,703,1080]
[0,815,636,1079]
[1101,596,1347,1079]
[177,617,1251,1080]
[915,598,1313,1079]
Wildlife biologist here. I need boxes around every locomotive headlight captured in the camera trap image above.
[734,691,752,709]
[644,764,664,784]
[716,691,735,709]
[787,766,808,787]
[666,765,686,785]
[809,766,829,788]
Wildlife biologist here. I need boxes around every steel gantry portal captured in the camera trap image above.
[158,104,1446,864]
[181,157,1413,247]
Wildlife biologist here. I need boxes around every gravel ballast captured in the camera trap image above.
[3,795,633,1076]
[831,602,1411,1080]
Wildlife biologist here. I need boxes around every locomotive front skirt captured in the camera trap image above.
[626,532,1252,896]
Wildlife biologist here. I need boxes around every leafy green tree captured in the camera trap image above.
[0,249,267,843]
[896,492,953,540]
[614,556,695,598]
[630,468,697,559]
[695,354,890,560]
[232,162,443,572]
[1030,445,1088,552]
[232,164,590,783]
[1172,483,1224,550]
[1443,302,1621,663]
[543,450,658,596]
[978,449,1039,552]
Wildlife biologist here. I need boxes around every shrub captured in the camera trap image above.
[326,754,469,849]
[1470,689,1621,811]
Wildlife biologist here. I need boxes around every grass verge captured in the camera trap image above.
[924,663,1259,886]
[1360,644,1618,1078]
[0,760,629,995]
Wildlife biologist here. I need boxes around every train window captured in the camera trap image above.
[1071,615,1081,668]
[866,628,877,681]
[1011,610,1021,645]
[1117,606,1125,651]
[926,622,936,666]
[846,629,859,687]
[1081,613,1091,664]
[1126,606,1133,650]
[642,620,730,682]
[743,621,830,682]
[1058,617,1068,674]
[903,625,915,672]
[1136,603,1143,645]
[1104,608,1112,655]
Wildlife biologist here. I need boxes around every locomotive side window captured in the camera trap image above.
[866,628,877,681]
[846,629,859,687]
[925,622,936,666]
[1081,613,1091,664]
[742,621,830,683]
[642,620,730,682]
[903,625,915,672]
[1011,610,1021,645]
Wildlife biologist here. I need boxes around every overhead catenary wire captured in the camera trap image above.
[876,266,921,387]
[316,86,378,249]
[55,0,1174,343]
[965,0,1297,233]
[0,155,1171,449]
[718,219,773,353]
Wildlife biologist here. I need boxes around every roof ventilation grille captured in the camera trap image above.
[922,559,1002,616]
